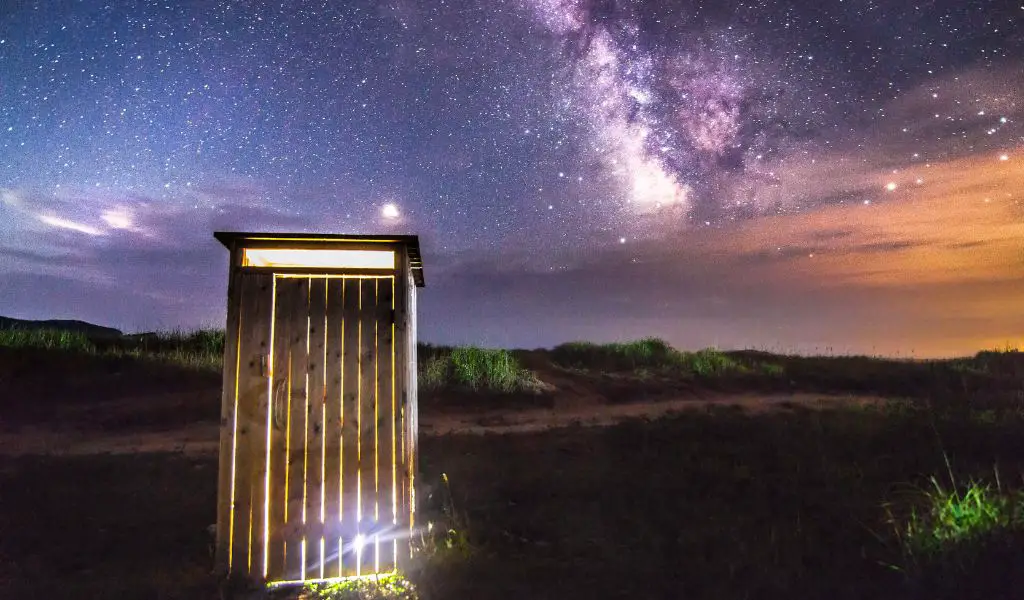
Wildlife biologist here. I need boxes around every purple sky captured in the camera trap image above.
[1,0,1021,356]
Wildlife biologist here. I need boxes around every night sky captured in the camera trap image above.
[1,0,1021,357]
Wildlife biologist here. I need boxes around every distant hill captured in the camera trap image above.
[0,316,123,340]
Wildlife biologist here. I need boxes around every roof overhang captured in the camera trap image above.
[214,231,424,287]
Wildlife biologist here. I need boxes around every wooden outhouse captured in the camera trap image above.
[212,232,423,585]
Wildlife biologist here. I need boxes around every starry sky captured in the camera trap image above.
[1,0,1021,357]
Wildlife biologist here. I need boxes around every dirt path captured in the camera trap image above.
[0,393,885,457]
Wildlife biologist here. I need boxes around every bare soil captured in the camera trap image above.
[0,345,889,456]
[0,390,882,456]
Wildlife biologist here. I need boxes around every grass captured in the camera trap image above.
[0,326,225,372]
[550,337,683,370]
[5,404,1024,598]
[303,574,417,600]
[0,327,96,352]
[419,345,540,393]
[550,337,769,377]
[885,470,1024,572]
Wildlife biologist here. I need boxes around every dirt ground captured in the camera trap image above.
[0,391,884,456]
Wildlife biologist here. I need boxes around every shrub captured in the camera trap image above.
[418,346,538,393]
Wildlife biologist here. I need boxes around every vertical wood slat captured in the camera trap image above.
[341,278,362,577]
[267,277,297,579]
[252,275,277,580]
[359,279,379,573]
[215,265,243,573]
[392,256,409,566]
[305,277,328,580]
[284,277,310,581]
[407,272,419,538]
[230,272,273,576]
[322,278,345,579]
[376,278,396,572]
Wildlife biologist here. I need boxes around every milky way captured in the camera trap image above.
[0,0,1020,352]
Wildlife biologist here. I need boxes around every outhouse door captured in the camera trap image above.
[225,271,408,584]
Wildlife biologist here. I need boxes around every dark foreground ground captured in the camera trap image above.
[3,404,1024,600]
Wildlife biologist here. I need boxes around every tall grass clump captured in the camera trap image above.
[419,346,538,393]
[0,328,95,352]
[450,347,534,392]
[679,348,743,376]
[420,354,451,391]
[552,338,757,377]
[550,337,679,371]
[122,328,225,372]
[885,472,1024,572]
[155,328,225,356]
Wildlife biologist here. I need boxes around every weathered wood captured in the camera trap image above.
[267,277,297,579]
[305,277,328,580]
[407,271,419,536]
[215,233,422,585]
[230,271,273,577]
[322,278,345,578]
[376,277,396,572]
[393,256,409,565]
[340,277,362,576]
[359,278,379,573]
[283,277,310,581]
[251,275,277,579]
[215,263,243,573]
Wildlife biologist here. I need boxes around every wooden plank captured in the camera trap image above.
[250,275,276,580]
[375,277,396,573]
[230,271,272,577]
[340,278,362,576]
[267,277,297,580]
[283,277,310,581]
[322,278,345,579]
[359,278,379,573]
[305,277,328,580]
[407,272,419,536]
[215,265,242,573]
[392,256,409,568]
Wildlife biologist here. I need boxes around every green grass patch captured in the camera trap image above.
[550,337,680,370]
[0,327,95,352]
[419,346,539,393]
[304,574,417,600]
[0,326,225,372]
[886,472,1024,571]
[679,347,744,376]
[127,328,225,371]
[551,338,769,377]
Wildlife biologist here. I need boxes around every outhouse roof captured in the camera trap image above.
[213,231,424,287]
